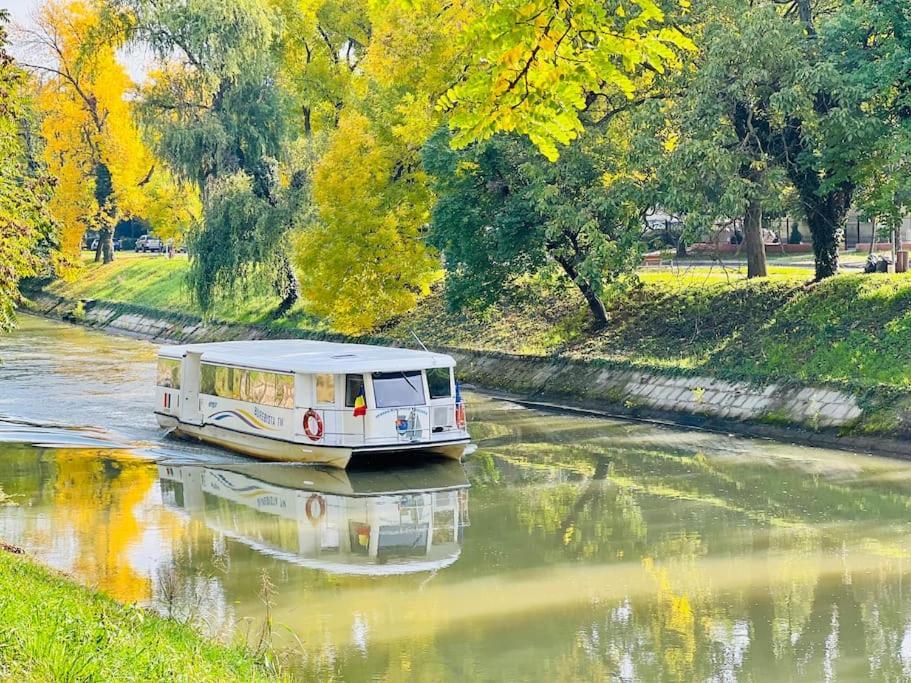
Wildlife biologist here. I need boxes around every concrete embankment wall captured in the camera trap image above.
[21,290,911,456]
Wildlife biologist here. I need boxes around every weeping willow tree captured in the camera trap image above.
[164,72,302,317]
[109,0,302,316]
[186,160,308,316]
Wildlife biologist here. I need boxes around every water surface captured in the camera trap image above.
[2,315,911,680]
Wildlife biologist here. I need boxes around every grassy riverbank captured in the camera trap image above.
[0,548,272,681]
[32,252,911,392]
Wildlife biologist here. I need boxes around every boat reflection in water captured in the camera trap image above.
[158,459,470,576]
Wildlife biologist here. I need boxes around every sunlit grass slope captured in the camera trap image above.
[49,253,296,324]
[0,549,271,681]
[39,254,911,390]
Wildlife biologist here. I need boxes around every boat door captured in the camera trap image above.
[181,351,203,426]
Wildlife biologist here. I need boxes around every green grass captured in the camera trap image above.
[0,549,273,681]
[35,253,911,392]
[49,253,286,325]
[722,275,911,389]
[392,266,811,362]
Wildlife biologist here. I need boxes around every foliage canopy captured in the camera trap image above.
[0,10,55,329]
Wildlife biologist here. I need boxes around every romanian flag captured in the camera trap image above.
[455,381,465,429]
[353,385,367,417]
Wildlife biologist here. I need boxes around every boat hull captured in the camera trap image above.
[157,414,469,469]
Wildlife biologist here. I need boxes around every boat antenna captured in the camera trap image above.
[410,329,430,352]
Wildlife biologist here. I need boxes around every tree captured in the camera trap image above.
[437,0,909,282]
[292,0,479,332]
[24,1,186,265]
[115,0,300,314]
[0,10,56,329]
[295,111,440,333]
[681,0,911,281]
[825,0,911,253]
[423,121,647,327]
[439,0,696,160]
[270,0,369,138]
[186,162,306,316]
[654,3,809,278]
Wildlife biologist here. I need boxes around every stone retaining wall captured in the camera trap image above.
[20,290,883,441]
[449,352,864,430]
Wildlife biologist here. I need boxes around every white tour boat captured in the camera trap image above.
[154,340,470,468]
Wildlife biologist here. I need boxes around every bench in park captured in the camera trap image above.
[642,251,662,266]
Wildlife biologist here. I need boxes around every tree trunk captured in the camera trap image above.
[807,211,841,279]
[799,187,850,280]
[94,236,103,262]
[272,252,299,318]
[743,196,767,278]
[100,227,114,264]
[576,279,609,328]
[676,236,687,258]
[783,138,852,280]
[775,104,853,280]
[551,252,609,328]
[303,107,312,137]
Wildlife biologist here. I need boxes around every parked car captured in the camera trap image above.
[89,238,121,251]
[136,234,164,253]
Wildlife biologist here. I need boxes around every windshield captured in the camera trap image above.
[372,371,425,408]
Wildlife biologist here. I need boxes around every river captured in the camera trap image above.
[3,314,911,680]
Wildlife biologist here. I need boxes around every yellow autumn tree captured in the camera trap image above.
[292,0,480,333]
[296,111,440,333]
[25,0,195,268]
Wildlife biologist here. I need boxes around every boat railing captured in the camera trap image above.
[296,402,468,447]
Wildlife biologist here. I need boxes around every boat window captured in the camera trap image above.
[157,358,181,389]
[426,367,452,399]
[315,373,335,404]
[372,371,425,408]
[215,366,240,400]
[201,363,294,408]
[274,374,294,409]
[241,371,268,404]
[344,374,365,407]
[201,363,216,395]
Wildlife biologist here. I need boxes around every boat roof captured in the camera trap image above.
[158,339,456,373]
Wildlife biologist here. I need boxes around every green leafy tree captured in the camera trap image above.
[826,0,911,246]
[186,163,306,315]
[0,10,56,329]
[439,0,696,160]
[440,0,909,282]
[653,2,808,278]
[423,122,647,327]
[675,0,911,280]
[111,0,299,315]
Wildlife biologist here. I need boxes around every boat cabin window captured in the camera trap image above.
[344,374,365,407]
[273,374,294,408]
[199,362,294,409]
[215,366,240,399]
[372,371,425,408]
[157,358,181,389]
[242,370,294,409]
[200,363,217,395]
[315,373,335,404]
[426,367,452,399]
